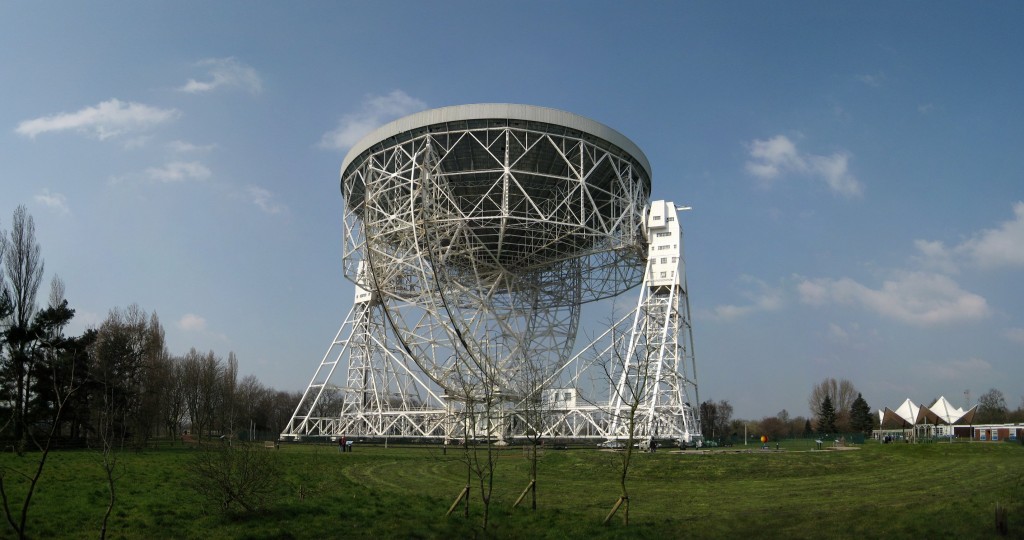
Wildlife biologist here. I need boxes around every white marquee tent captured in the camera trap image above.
[877,396,977,440]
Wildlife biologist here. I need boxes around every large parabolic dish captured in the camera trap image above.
[339,104,652,393]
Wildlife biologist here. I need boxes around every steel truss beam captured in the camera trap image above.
[282,200,700,446]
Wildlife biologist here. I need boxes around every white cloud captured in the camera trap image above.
[34,189,70,215]
[1005,328,1024,345]
[958,201,1024,268]
[15,99,179,140]
[856,73,885,87]
[178,313,207,332]
[914,202,1024,272]
[795,278,829,305]
[912,239,958,274]
[122,135,154,149]
[180,57,262,95]
[707,276,784,321]
[145,161,211,182]
[827,322,850,343]
[177,313,229,342]
[798,202,1020,333]
[247,185,287,214]
[106,174,130,186]
[797,271,989,326]
[745,135,801,182]
[167,140,215,153]
[745,134,863,198]
[319,90,426,150]
[808,153,861,198]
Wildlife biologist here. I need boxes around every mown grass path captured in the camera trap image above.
[0,440,1020,538]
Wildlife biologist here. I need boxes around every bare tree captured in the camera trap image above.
[143,351,180,440]
[135,313,166,442]
[310,385,342,418]
[472,380,500,531]
[262,389,301,436]
[220,352,239,437]
[777,409,792,438]
[808,378,858,432]
[87,306,163,536]
[1010,397,1024,423]
[699,399,733,443]
[236,375,267,439]
[788,415,810,438]
[163,356,188,442]
[183,349,221,439]
[600,327,658,526]
[444,354,501,530]
[977,388,1008,423]
[758,416,786,442]
[0,217,8,320]
[45,276,64,311]
[187,442,282,513]
[510,352,553,511]
[95,362,127,540]
[90,305,165,448]
[1,205,45,449]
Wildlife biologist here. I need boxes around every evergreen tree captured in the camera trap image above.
[849,393,873,436]
[817,395,837,434]
[803,419,813,437]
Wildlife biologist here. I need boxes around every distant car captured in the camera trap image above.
[676,437,705,450]
[597,440,625,449]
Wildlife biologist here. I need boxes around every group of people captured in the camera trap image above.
[338,435,353,452]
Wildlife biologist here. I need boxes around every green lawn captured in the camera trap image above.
[0,440,1021,538]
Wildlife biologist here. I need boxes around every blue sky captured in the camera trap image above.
[2,2,1022,419]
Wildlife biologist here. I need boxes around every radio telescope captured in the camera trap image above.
[282,104,701,447]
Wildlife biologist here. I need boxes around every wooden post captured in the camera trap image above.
[512,479,535,508]
[995,502,1008,535]
[602,496,627,525]
[445,485,470,517]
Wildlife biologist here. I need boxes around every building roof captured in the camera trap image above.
[929,396,966,424]
[878,396,979,427]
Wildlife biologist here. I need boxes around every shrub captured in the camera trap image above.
[186,442,281,513]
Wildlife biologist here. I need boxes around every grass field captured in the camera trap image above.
[0,439,1021,538]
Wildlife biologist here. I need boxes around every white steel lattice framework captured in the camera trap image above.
[281,104,701,447]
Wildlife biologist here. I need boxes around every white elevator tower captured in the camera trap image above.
[607,201,700,444]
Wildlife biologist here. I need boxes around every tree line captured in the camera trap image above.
[0,205,299,453]
[699,378,872,445]
[701,377,1023,445]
